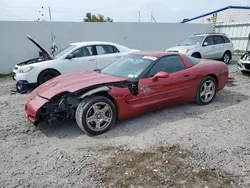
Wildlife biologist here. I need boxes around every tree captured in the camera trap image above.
[83,13,113,22]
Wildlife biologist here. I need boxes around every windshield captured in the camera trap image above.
[101,54,155,79]
[180,36,205,46]
[54,45,76,59]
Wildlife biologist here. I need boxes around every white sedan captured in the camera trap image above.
[12,35,139,85]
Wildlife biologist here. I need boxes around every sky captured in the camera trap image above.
[0,0,249,22]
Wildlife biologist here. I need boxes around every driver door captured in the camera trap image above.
[133,55,194,112]
[63,45,97,73]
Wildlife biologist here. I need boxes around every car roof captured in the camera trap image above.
[70,41,118,46]
[132,51,180,58]
[191,32,226,37]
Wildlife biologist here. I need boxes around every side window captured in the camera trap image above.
[223,36,230,43]
[203,36,214,45]
[213,36,224,44]
[96,45,118,55]
[72,46,94,58]
[149,56,185,77]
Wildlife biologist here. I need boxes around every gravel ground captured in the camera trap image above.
[1,61,250,187]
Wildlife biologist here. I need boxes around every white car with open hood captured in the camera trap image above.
[12,35,139,86]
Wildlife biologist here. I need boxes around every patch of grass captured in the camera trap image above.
[0,73,12,79]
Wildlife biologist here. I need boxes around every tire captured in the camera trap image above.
[38,69,60,85]
[196,76,217,105]
[192,53,201,58]
[241,70,250,75]
[221,51,231,64]
[75,95,117,136]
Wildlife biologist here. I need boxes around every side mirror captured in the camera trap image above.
[203,42,208,46]
[151,71,169,81]
[66,53,75,60]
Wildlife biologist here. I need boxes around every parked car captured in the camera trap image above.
[25,51,228,136]
[237,51,250,73]
[12,35,139,86]
[166,33,233,64]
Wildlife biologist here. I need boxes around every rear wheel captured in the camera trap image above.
[221,51,231,64]
[196,76,217,105]
[38,70,60,85]
[75,96,117,136]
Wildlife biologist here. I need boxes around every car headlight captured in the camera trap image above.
[18,66,34,73]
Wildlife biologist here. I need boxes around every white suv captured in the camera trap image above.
[166,33,234,64]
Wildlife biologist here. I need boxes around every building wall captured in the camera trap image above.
[216,22,250,52]
[189,8,250,24]
[0,21,212,73]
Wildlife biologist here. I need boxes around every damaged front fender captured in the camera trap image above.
[79,86,110,99]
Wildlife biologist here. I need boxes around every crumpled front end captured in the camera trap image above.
[238,51,250,72]
[25,94,49,125]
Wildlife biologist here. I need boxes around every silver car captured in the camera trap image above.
[166,33,234,64]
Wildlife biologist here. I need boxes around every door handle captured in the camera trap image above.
[116,55,121,58]
[184,73,190,77]
[88,58,95,61]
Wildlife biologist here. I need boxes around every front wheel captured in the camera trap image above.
[75,96,117,136]
[196,76,217,105]
[38,69,60,85]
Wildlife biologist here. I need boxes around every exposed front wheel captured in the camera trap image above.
[196,76,217,105]
[75,96,117,136]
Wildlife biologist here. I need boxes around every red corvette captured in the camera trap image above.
[25,51,228,136]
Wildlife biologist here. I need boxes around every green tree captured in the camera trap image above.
[83,13,113,22]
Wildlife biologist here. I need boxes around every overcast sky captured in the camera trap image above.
[0,0,249,22]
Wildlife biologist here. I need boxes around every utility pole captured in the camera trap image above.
[138,10,140,22]
[49,6,52,22]
[150,11,152,22]
[48,6,54,43]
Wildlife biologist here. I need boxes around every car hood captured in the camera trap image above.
[26,34,53,60]
[166,45,199,52]
[36,70,128,99]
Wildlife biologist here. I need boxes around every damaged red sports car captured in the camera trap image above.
[25,51,229,136]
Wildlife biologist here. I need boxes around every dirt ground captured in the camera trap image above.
[1,62,250,187]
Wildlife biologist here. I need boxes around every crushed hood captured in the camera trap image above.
[26,34,53,60]
[36,71,128,99]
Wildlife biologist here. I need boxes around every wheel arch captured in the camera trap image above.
[37,68,61,83]
[205,74,218,87]
[192,52,201,58]
[78,86,119,118]
[224,50,232,59]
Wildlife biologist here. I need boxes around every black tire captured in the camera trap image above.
[38,69,60,85]
[241,70,250,75]
[221,51,231,64]
[75,95,117,136]
[196,76,217,105]
[192,53,201,58]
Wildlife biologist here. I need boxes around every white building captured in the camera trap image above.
[181,6,250,24]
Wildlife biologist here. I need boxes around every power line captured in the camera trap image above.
[0,8,23,20]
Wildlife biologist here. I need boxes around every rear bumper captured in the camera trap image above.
[25,95,48,125]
